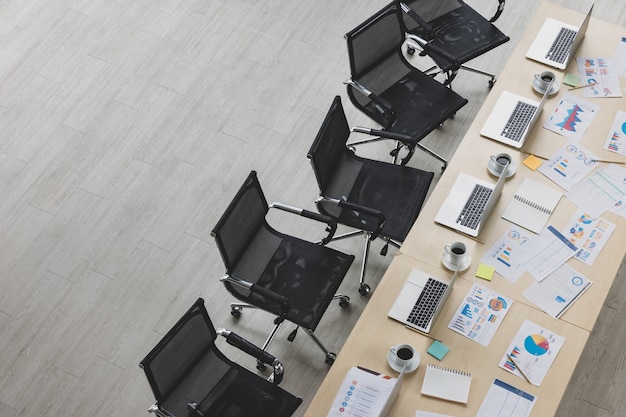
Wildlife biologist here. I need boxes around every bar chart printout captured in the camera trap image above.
[475,378,536,417]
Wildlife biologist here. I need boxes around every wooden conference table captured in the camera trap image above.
[304,2,626,417]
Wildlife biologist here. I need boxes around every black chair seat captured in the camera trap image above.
[337,156,433,241]
[420,7,510,72]
[370,71,469,138]
[229,234,353,331]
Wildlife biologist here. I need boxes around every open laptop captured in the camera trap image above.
[479,79,553,148]
[434,164,508,237]
[388,268,460,334]
[526,4,593,69]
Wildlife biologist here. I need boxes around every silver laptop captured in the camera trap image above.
[479,80,552,148]
[388,268,460,334]
[526,4,593,70]
[434,164,508,237]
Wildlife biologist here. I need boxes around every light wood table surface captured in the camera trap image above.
[304,2,626,416]
[400,1,626,332]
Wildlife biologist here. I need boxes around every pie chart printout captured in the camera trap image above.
[524,334,549,356]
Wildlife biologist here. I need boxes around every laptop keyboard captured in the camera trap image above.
[501,101,537,142]
[407,277,448,329]
[546,27,577,64]
[456,184,493,229]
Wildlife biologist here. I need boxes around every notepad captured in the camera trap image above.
[420,364,472,404]
[501,177,562,233]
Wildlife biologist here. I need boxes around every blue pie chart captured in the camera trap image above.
[524,334,549,356]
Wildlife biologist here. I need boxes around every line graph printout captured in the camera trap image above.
[543,93,599,141]
[566,167,626,219]
[475,379,536,417]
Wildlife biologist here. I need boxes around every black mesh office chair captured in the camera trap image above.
[396,0,510,87]
[211,171,354,367]
[139,298,302,417]
[344,2,468,170]
[307,96,434,296]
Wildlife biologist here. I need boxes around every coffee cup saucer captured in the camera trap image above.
[442,251,471,272]
[387,350,420,373]
[487,159,516,178]
[532,77,560,95]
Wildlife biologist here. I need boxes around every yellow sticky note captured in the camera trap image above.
[476,263,495,281]
[523,154,543,171]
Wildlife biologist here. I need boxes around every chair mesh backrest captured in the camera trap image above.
[212,171,269,273]
[403,0,462,21]
[345,3,412,124]
[140,299,218,404]
[307,96,351,194]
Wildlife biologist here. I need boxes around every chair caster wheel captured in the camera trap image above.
[339,296,350,308]
[325,352,337,365]
[256,359,267,372]
[488,78,496,88]
[230,306,242,318]
[380,244,388,256]
[287,328,298,342]
[358,283,371,296]
[407,46,415,55]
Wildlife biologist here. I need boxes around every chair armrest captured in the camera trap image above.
[489,0,505,22]
[269,202,338,245]
[344,78,396,123]
[217,328,285,384]
[317,197,386,240]
[221,275,290,316]
[399,1,434,38]
[405,34,461,68]
[351,126,417,146]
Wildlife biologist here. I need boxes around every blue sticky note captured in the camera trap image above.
[427,340,449,361]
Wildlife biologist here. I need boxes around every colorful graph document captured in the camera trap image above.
[447,283,513,346]
[566,168,626,219]
[327,366,402,417]
[523,263,592,319]
[543,93,598,141]
[538,142,598,190]
[576,57,622,98]
[475,379,536,417]
[562,209,616,265]
[480,226,534,283]
[499,320,565,386]
[603,110,626,155]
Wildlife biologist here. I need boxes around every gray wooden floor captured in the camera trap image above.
[0,1,624,417]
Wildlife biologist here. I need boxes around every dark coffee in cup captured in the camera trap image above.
[397,347,413,360]
[496,155,511,166]
[451,247,465,255]
[541,74,553,82]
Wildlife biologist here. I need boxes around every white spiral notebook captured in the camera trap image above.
[501,177,562,234]
[420,364,472,404]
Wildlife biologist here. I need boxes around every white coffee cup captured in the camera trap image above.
[444,241,467,266]
[389,344,418,369]
[490,153,511,174]
[534,70,556,91]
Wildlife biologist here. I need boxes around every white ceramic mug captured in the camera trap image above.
[490,152,511,174]
[444,241,467,266]
[534,70,556,91]
[389,344,418,368]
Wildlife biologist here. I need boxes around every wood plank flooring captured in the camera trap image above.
[0,1,624,416]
